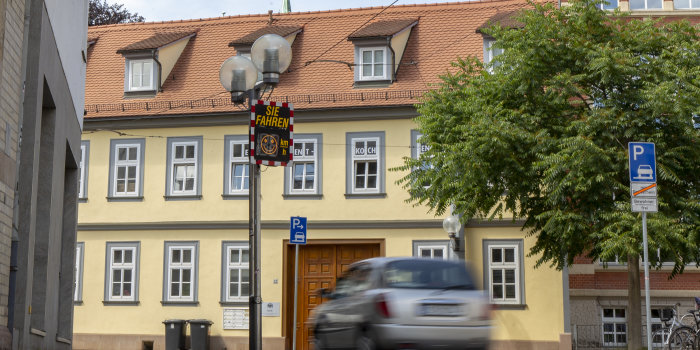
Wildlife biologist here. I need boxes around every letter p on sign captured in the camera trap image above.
[633,145,644,160]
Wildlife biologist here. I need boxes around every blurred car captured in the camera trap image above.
[309,257,491,350]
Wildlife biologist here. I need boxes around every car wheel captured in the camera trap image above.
[355,331,377,350]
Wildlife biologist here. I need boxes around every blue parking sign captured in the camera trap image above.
[290,217,307,244]
[628,142,656,183]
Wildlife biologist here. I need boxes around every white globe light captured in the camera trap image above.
[442,215,461,234]
[250,34,292,74]
[219,55,258,92]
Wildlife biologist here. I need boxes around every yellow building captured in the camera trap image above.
[75,1,569,349]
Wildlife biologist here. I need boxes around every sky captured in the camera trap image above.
[117,0,461,22]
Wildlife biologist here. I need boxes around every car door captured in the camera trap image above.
[333,264,374,348]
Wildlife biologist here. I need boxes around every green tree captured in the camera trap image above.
[89,0,145,26]
[396,1,700,348]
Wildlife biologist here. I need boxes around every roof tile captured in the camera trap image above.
[116,31,197,53]
[348,18,419,39]
[229,25,303,46]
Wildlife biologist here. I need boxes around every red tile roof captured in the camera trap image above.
[116,31,197,53]
[476,10,525,33]
[85,0,536,119]
[229,25,304,46]
[348,18,419,39]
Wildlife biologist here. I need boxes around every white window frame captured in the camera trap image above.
[486,242,521,304]
[411,130,433,188]
[228,140,249,195]
[418,245,448,259]
[650,308,669,348]
[629,0,663,10]
[596,0,618,9]
[79,142,88,199]
[165,243,197,302]
[674,0,700,9]
[483,38,504,69]
[290,138,318,194]
[112,143,141,197]
[127,59,155,91]
[602,308,627,347]
[170,141,198,196]
[358,47,388,81]
[224,243,250,303]
[107,244,138,302]
[74,242,84,302]
[351,137,381,194]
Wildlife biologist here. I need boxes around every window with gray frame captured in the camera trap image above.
[358,47,388,81]
[163,241,199,303]
[79,141,89,199]
[104,242,140,302]
[411,130,432,188]
[413,240,449,259]
[108,139,145,198]
[285,134,322,197]
[74,242,84,302]
[483,239,524,305]
[602,308,627,347]
[165,137,203,198]
[629,0,662,9]
[346,132,385,196]
[674,0,700,9]
[125,58,157,92]
[221,242,250,303]
[223,135,249,197]
[483,38,504,69]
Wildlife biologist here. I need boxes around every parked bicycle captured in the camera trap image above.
[651,298,700,350]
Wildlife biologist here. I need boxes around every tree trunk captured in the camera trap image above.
[627,254,642,350]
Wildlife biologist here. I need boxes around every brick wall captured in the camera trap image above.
[570,270,700,290]
[0,0,26,346]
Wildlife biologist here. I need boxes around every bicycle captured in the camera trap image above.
[663,297,700,350]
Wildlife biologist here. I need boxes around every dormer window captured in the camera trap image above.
[127,59,156,91]
[348,18,418,87]
[359,47,388,80]
[117,31,197,97]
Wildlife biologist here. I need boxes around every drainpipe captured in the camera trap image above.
[386,37,396,82]
[152,49,163,92]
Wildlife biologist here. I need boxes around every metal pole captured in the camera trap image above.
[248,89,263,350]
[292,244,299,350]
[642,212,652,349]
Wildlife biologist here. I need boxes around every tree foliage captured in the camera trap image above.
[89,0,145,26]
[397,0,700,273]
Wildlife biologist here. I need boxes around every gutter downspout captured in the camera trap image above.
[386,37,396,82]
[152,49,163,92]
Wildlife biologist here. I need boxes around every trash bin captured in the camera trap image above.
[189,319,213,350]
[163,319,187,350]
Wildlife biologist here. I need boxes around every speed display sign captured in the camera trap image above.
[250,100,294,166]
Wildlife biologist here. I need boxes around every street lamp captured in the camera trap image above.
[218,33,292,350]
[442,213,461,253]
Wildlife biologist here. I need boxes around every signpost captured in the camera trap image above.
[628,142,656,349]
[289,217,307,350]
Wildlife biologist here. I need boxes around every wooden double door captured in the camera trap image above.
[286,242,381,350]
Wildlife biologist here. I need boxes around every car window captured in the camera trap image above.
[334,265,372,296]
[383,260,474,290]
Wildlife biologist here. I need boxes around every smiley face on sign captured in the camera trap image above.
[259,134,279,156]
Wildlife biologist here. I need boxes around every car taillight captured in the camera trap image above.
[375,293,391,318]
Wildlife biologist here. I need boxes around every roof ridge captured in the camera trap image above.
[87,0,528,30]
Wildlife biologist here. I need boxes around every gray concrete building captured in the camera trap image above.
[0,0,86,348]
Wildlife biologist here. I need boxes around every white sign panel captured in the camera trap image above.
[630,182,657,198]
[223,308,249,330]
[631,197,658,213]
[262,302,280,317]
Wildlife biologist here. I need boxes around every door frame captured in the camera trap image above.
[282,239,385,350]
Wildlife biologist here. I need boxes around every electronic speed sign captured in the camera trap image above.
[250,100,294,166]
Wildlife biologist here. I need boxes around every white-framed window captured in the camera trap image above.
[165,242,198,302]
[418,245,447,259]
[229,140,249,194]
[74,242,84,302]
[222,243,250,303]
[602,308,627,347]
[112,144,140,196]
[127,59,155,91]
[106,243,139,302]
[411,130,432,188]
[359,47,388,80]
[79,141,89,199]
[483,38,504,69]
[291,139,317,193]
[597,0,619,9]
[630,0,662,9]
[166,137,202,197]
[484,241,523,304]
[650,308,670,348]
[352,138,379,193]
[674,0,700,9]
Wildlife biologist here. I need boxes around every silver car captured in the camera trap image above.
[310,257,491,350]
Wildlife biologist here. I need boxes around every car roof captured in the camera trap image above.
[350,257,465,269]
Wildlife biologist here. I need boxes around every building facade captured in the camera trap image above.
[0,0,87,349]
[75,2,570,349]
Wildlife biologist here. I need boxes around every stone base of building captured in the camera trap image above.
[73,333,285,350]
[490,338,568,350]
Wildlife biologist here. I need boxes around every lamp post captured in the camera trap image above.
[219,33,292,350]
[442,214,461,255]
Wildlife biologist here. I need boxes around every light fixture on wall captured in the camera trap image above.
[442,214,461,252]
